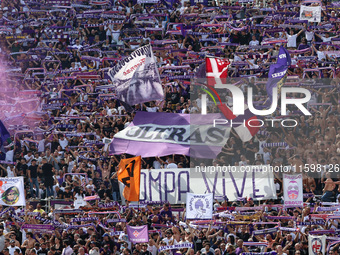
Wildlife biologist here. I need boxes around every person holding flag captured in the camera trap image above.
[265,46,292,104]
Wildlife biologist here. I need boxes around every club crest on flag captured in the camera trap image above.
[133,230,139,237]
[309,235,326,255]
[311,238,322,255]
[287,180,299,200]
[126,225,149,243]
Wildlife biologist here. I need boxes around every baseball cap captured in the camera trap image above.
[10,240,15,244]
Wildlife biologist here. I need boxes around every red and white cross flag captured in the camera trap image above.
[205,57,231,86]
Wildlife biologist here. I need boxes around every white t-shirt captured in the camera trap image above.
[72,44,83,50]
[146,107,158,112]
[86,184,95,192]
[5,150,14,163]
[147,245,158,255]
[249,40,259,46]
[153,160,162,169]
[239,160,248,166]
[317,50,326,61]
[6,167,15,177]
[9,246,22,255]
[105,24,113,36]
[167,163,178,169]
[286,33,298,48]
[24,154,34,166]
[112,30,121,43]
[74,194,87,209]
[107,108,118,116]
[321,36,333,42]
[62,246,73,255]
[38,139,45,152]
[66,109,77,115]
[305,31,314,41]
[162,237,173,245]
[275,182,281,192]
[59,138,68,149]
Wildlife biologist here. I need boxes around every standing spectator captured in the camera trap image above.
[41,158,54,198]
[28,159,39,198]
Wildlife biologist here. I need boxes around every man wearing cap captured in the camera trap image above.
[8,240,21,255]
[28,159,39,199]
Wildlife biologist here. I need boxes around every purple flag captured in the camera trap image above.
[0,120,10,143]
[265,46,291,98]
[126,225,149,243]
[162,0,176,8]
[109,112,231,158]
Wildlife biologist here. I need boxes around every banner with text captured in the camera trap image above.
[120,166,277,204]
[110,112,231,158]
[107,45,164,105]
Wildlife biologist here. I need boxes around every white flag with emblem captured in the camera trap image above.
[186,193,213,219]
[309,235,326,255]
[283,174,303,207]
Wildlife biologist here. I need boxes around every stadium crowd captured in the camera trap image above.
[0,0,338,254]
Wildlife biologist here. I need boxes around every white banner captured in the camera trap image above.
[186,193,213,219]
[309,235,326,255]
[300,5,321,22]
[107,45,164,105]
[283,174,303,207]
[0,177,25,206]
[120,166,277,204]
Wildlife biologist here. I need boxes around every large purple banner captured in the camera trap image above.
[109,112,230,158]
